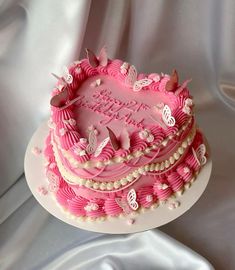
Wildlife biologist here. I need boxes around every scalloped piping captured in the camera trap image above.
[55,117,193,170]
[53,170,199,222]
[51,58,192,169]
[51,126,196,191]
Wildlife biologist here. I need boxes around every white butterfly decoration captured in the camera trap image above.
[52,66,73,88]
[162,105,176,127]
[86,128,98,154]
[94,137,110,157]
[127,189,139,210]
[192,144,207,166]
[125,65,153,92]
[115,189,139,214]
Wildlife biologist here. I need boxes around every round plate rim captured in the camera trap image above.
[24,122,212,234]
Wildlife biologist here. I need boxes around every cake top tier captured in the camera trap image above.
[49,47,194,168]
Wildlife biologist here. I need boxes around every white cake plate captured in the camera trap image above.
[24,122,212,234]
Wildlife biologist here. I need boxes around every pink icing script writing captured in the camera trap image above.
[74,89,150,128]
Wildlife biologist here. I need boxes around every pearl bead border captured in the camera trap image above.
[53,170,200,223]
[51,125,196,191]
[57,117,193,169]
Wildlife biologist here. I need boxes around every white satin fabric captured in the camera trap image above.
[0,195,213,270]
[1,0,235,269]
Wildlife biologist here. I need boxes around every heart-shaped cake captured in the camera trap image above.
[44,47,207,221]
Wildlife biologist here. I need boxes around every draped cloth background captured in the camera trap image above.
[0,0,235,269]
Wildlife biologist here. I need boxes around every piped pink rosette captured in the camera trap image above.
[167,172,184,192]
[137,186,156,208]
[107,59,123,79]
[55,122,80,150]
[70,62,87,83]
[148,73,161,91]
[153,177,173,201]
[175,95,187,109]
[67,196,88,216]
[51,107,74,123]
[115,148,130,159]
[104,197,123,216]
[95,142,115,162]
[174,109,189,126]
[163,124,179,137]
[176,163,193,183]
[148,126,165,144]
[56,186,76,208]
[130,132,148,152]
[97,62,109,75]
[80,60,99,77]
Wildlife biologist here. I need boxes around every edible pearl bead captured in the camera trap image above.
[174,152,180,160]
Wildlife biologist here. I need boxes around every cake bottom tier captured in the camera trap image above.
[44,130,207,221]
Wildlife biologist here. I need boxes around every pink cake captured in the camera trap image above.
[44,47,208,221]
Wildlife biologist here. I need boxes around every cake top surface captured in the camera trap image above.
[49,47,194,168]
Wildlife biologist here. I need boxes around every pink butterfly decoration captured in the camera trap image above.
[115,198,132,214]
[106,127,130,151]
[50,66,73,108]
[86,46,108,67]
[165,69,191,96]
[175,79,192,96]
[50,87,69,108]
